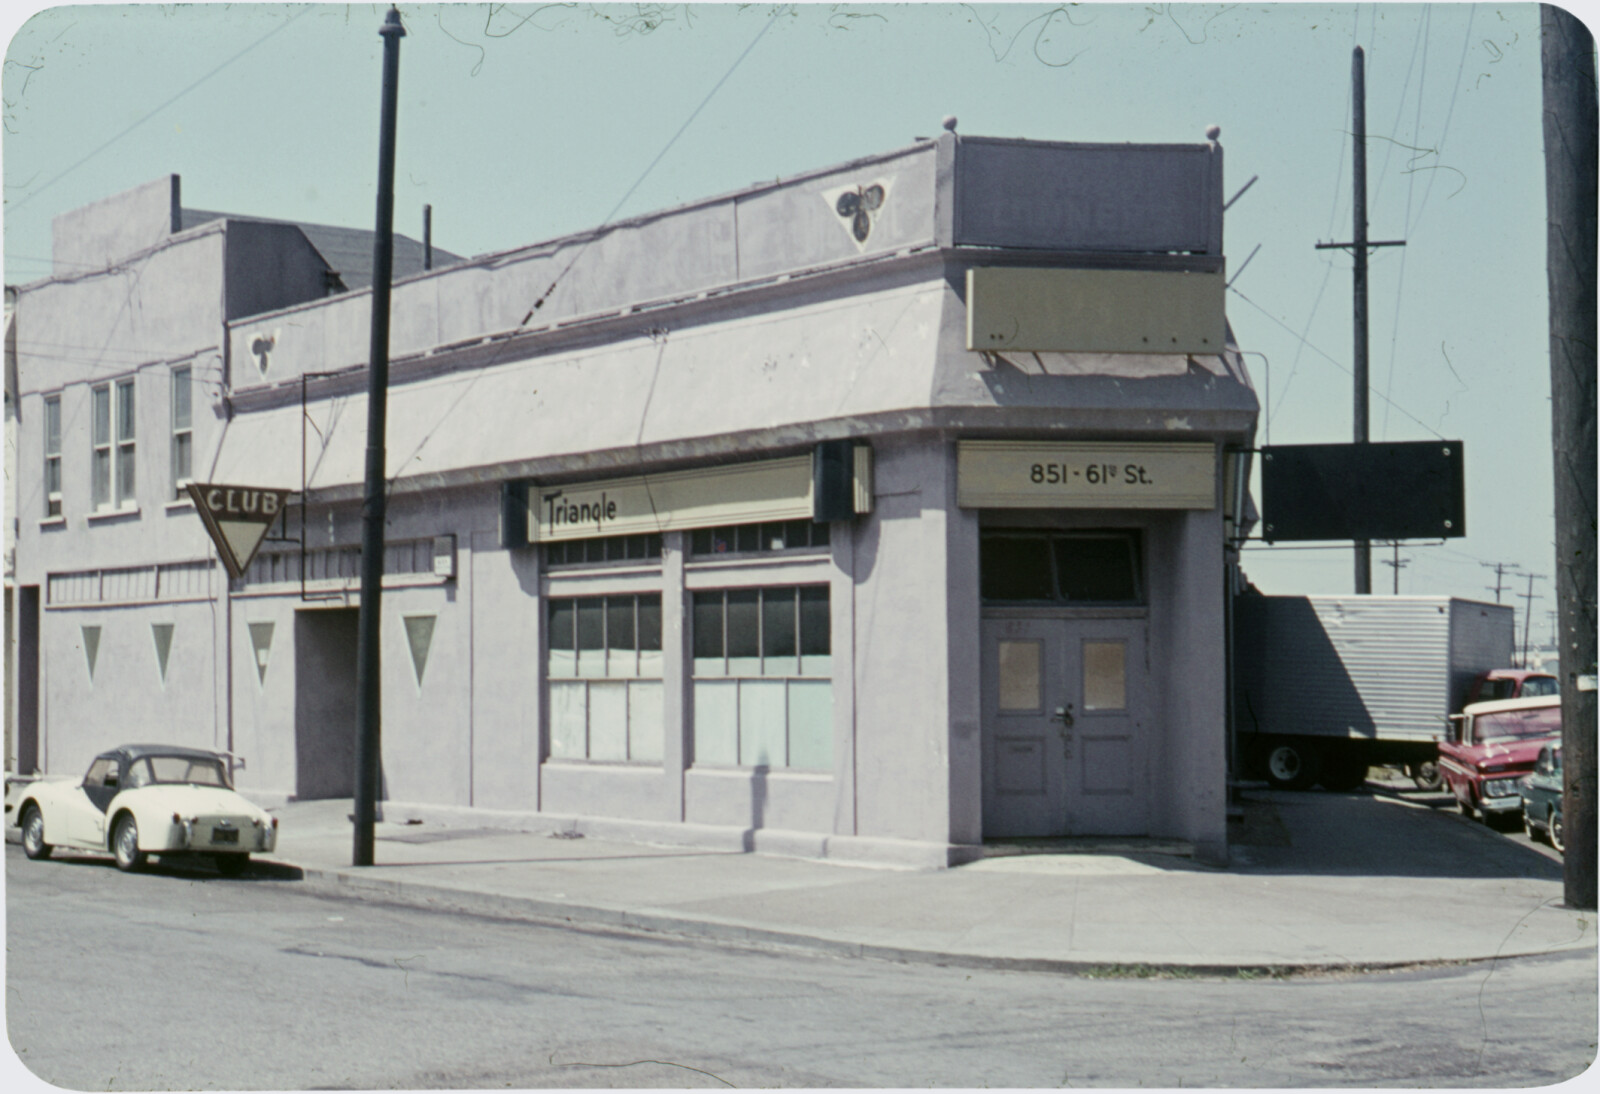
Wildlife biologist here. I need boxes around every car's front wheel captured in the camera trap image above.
[20,805,52,860]
[1524,805,1542,842]
[214,853,250,877]
[112,815,145,872]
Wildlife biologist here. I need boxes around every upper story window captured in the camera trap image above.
[43,395,61,517]
[689,520,829,558]
[980,530,1144,605]
[92,379,136,510]
[170,366,191,499]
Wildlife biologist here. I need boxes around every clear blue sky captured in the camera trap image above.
[1,2,1572,640]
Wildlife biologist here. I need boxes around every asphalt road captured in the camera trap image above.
[6,844,1596,1089]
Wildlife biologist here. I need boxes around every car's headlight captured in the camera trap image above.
[1484,778,1522,798]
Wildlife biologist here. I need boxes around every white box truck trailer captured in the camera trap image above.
[1232,595,1515,791]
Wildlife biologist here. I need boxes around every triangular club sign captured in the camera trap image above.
[187,483,291,579]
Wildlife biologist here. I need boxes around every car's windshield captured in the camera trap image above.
[140,755,230,787]
[1473,706,1561,744]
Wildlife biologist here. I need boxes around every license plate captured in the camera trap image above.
[211,827,239,844]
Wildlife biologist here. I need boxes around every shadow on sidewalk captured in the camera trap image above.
[1229,788,1564,881]
[346,850,748,870]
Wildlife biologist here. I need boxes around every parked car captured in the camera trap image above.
[1439,696,1562,826]
[11,745,277,874]
[1521,745,1565,853]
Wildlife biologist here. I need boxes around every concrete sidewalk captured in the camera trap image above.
[252,779,1595,974]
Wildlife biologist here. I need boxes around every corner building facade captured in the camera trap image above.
[9,132,1257,867]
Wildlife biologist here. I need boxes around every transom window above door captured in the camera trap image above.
[980,530,1143,605]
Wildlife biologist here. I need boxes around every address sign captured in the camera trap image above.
[957,441,1216,509]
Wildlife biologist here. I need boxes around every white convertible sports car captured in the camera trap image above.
[11,745,277,875]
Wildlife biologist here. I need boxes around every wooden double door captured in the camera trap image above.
[981,616,1150,838]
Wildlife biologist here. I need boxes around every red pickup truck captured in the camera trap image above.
[1439,695,1562,824]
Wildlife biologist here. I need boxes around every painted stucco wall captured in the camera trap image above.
[38,596,224,780]
[1145,505,1229,860]
[850,437,959,844]
[51,175,179,277]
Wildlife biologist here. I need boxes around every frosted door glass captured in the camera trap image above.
[738,680,787,768]
[693,681,738,765]
[549,682,587,758]
[786,681,833,769]
[998,640,1042,711]
[588,682,628,760]
[628,681,664,763]
[1083,641,1127,711]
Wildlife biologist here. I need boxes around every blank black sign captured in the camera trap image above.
[1260,441,1465,542]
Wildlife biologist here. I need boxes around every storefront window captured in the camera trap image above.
[547,593,663,762]
[692,586,831,769]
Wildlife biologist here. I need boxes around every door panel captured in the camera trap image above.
[982,617,1148,837]
[65,786,107,846]
[1066,625,1147,834]
[982,620,1067,837]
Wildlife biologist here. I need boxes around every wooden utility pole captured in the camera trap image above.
[1516,572,1547,669]
[1315,46,1404,594]
[1380,542,1409,595]
[1541,3,1596,911]
[1481,560,1521,603]
[354,6,406,867]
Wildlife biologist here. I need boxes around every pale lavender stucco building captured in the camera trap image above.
[8,130,1258,868]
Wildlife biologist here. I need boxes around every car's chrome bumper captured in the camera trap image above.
[162,815,277,853]
[1478,792,1524,814]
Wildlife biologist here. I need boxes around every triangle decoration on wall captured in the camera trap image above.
[248,621,275,686]
[82,625,101,681]
[404,615,436,686]
[151,623,174,683]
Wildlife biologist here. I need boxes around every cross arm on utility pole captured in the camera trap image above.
[1315,239,1408,251]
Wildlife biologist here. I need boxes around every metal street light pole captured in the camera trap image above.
[354,5,405,867]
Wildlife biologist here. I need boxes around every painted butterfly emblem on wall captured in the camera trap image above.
[835,184,886,243]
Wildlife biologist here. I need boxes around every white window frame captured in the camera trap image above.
[43,394,61,517]
[91,384,111,509]
[91,379,136,511]
[690,585,832,771]
[170,366,191,499]
[546,593,664,764]
[115,377,136,507]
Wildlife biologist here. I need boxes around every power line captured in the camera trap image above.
[1227,284,1445,439]
[8,8,309,214]
[518,5,791,325]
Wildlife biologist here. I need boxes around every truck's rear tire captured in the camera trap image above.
[1263,740,1322,791]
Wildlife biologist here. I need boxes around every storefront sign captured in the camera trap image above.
[529,456,816,543]
[187,482,292,578]
[965,267,1226,355]
[957,441,1216,509]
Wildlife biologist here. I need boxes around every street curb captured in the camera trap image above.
[285,863,1591,980]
